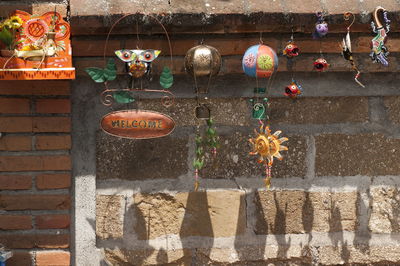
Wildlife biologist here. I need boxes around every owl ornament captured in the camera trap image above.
[115,49,161,87]
[249,122,288,189]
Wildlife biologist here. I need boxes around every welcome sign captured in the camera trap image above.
[101,110,175,139]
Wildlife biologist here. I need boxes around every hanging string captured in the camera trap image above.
[135,20,140,49]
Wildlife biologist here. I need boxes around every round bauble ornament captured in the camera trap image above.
[313,58,329,72]
[315,21,328,37]
[242,44,278,78]
[283,41,300,58]
[184,44,221,77]
[284,80,303,99]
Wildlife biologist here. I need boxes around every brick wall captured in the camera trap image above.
[0,81,71,266]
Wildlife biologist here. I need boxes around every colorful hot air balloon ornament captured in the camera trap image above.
[242,42,278,119]
[184,43,222,191]
[243,39,288,189]
[370,6,390,66]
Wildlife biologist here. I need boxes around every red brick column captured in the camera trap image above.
[0,81,71,266]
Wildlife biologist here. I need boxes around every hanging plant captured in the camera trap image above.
[205,118,219,155]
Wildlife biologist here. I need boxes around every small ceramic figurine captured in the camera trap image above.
[283,40,299,58]
[313,12,328,38]
[284,79,303,99]
[313,58,329,72]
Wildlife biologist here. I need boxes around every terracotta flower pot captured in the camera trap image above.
[0,49,14,57]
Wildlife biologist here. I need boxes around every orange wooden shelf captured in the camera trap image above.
[0,10,75,80]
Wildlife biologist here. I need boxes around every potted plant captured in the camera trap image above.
[0,15,23,56]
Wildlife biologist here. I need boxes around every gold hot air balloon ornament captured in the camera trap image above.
[185,44,222,191]
[249,122,288,189]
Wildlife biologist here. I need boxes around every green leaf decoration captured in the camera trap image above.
[207,127,216,136]
[195,146,204,156]
[195,136,203,145]
[113,91,135,104]
[85,59,117,83]
[159,67,174,89]
[85,67,106,83]
[193,158,204,170]
[103,59,117,81]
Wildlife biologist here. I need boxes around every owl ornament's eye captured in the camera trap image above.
[140,49,161,63]
[122,51,131,60]
[115,49,135,62]
[144,52,153,61]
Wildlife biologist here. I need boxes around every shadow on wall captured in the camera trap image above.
[92,189,368,265]
[93,191,218,265]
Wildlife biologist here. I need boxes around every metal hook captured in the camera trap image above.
[200,26,205,45]
[344,12,355,32]
[259,32,264,44]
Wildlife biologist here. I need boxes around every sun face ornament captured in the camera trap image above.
[249,123,288,188]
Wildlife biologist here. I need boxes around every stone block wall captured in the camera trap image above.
[92,95,400,265]
[69,1,400,263]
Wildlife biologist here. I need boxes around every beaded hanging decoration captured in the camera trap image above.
[341,12,365,87]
